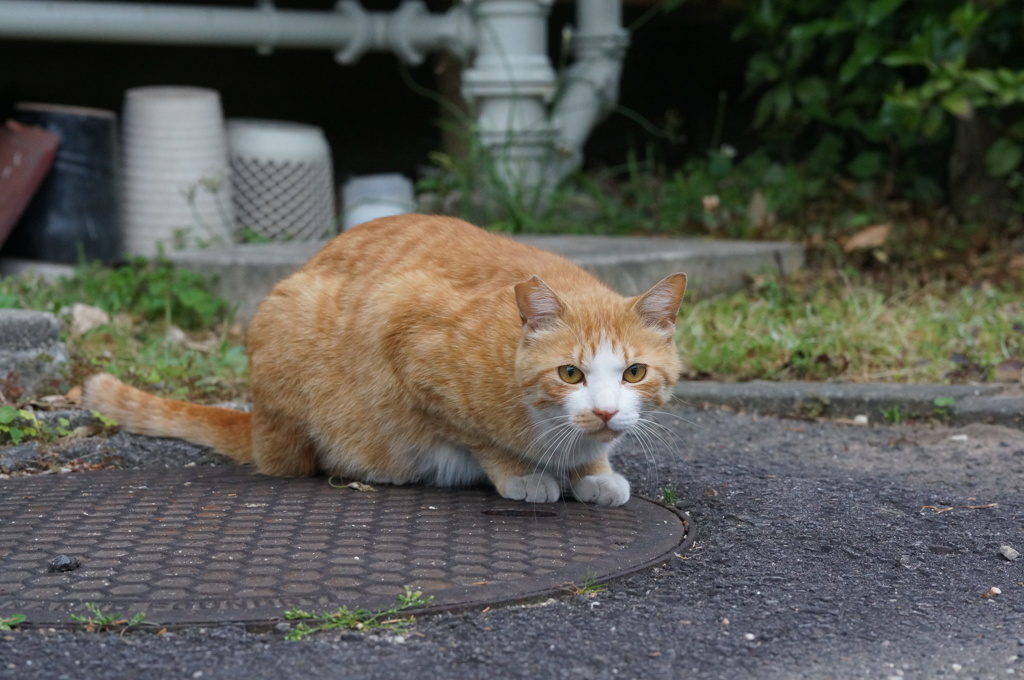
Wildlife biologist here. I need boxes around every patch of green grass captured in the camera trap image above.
[0,257,227,330]
[0,258,248,403]
[283,587,433,641]
[70,602,146,633]
[678,271,1024,384]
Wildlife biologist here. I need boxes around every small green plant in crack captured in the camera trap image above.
[881,405,905,425]
[90,410,119,434]
[0,614,26,631]
[70,602,146,633]
[283,586,433,641]
[933,397,956,422]
[658,486,679,506]
[563,568,607,598]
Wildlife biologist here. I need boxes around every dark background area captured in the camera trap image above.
[0,0,752,183]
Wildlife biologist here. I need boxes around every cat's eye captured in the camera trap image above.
[623,364,647,383]
[558,365,584,384]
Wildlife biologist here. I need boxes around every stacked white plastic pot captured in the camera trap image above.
[120,86,233,255]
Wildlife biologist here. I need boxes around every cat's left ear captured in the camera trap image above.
[632,273,687,335]
[515,275,565,333]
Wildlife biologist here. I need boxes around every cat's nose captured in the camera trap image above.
[593,408,618,423]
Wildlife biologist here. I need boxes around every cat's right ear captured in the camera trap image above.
[515,276,565,333]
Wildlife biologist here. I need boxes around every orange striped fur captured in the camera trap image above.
[84,215,687,506]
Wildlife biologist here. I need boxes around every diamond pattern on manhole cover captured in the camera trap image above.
[0,466,687,626]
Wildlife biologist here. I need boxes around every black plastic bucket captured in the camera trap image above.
[3,103,122,263]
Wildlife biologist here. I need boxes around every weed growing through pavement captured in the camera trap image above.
[658,486,679,506]
[881,405,906,425]
[933,397,956,422]
[561,568,607,598]
[70,602,147,633]
[0,614,26,631]
[283,586,433,641]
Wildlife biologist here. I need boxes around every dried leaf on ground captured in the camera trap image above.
[843,223,891,252]
[328,477,376,492]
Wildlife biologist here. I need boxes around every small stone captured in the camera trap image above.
[999,545,1021,561]
[164,325,188,346]
[950,434,969,442]
[69,303,110,336]
[853,414,869,425]
[0,310,69,396]
[47,554,81,573]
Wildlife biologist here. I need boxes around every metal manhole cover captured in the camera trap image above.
[0,466,690,627]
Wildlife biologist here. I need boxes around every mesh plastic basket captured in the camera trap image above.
[227,119,335,241]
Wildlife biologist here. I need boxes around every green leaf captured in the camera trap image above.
[866,0,905,27]
[839,33,884,85]
[966,69,1001,94]
[950,3,988,41]
[847,151,885,179]
[0,406,17,425]
[921,105,946,138]
[985,137,1023,177]
[882,48,927,68]
[794,76,829,105]
[940,89,973,118]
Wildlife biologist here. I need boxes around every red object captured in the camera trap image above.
[0,119,60,248]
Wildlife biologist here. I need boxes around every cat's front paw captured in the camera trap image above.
[572,473,630,507]
[502,472,561,503]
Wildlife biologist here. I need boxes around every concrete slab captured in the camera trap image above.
[165,235,804,323]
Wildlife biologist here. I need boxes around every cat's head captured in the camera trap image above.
[514,273,687,445]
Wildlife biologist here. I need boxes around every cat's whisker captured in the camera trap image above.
[625,422,661,489]
[653,404,709,430]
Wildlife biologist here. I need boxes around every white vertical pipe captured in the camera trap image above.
[549,0,629,181]
[461,0,557,191]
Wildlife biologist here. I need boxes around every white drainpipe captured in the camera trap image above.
[0,0,627,193]
[549,0,630,181]
[460,0,557,194]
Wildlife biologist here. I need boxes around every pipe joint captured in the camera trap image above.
[571,26,629,60]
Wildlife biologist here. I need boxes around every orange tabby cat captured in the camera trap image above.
[84,215,686,507]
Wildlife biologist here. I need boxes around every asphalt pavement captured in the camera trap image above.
[2,400,1022,680]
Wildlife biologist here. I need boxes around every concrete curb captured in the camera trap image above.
[674,380,1024,429]
[164,235,804,322]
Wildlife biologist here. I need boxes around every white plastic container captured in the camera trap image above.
[120,86,233,255]
[341,173,416,230]
[226,119,335,241]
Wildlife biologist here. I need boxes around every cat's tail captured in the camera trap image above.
[82,373,253,464]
